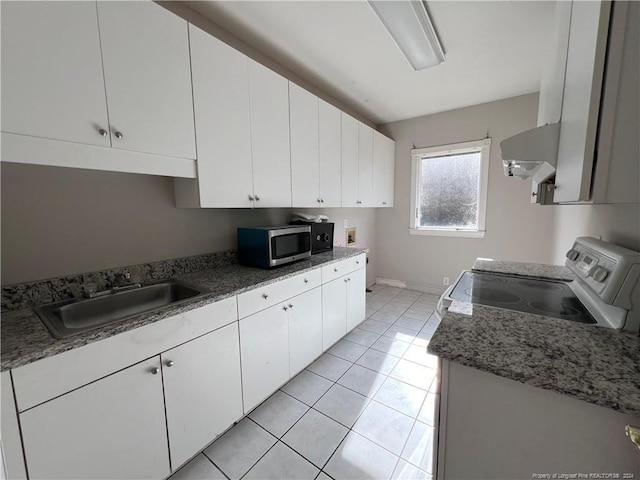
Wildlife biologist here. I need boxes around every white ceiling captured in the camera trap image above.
[186,1,556,125]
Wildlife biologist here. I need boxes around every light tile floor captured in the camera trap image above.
[169,286,441,480]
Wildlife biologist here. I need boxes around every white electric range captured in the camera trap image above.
[437,237,640,332]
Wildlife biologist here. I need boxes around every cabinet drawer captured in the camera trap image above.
[12,296,238,412]
[237,269,321,319]
[321,254,366,284]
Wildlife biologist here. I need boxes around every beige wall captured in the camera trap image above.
[551,204,640,264]
[375,93,557,292]
[1,163,377,286]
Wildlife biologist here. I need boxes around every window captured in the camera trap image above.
[410,138,491,238]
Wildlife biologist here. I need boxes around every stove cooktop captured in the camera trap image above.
[449,271,596,324]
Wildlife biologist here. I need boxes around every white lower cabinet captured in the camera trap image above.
[19,357,170,480]
[9,256,367,479]
[439,361,640,478]
[1,372,26,480]
[322,277,348,349]
[239,304,290,413]
[346,268,366,331]
[162,323,243,470]
[288,287,323,376]
[322,266,366,349]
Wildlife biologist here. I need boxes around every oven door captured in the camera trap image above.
[269,227,311,266]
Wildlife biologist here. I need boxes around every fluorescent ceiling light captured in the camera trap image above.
[368,0,445,71]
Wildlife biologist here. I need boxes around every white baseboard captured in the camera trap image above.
[376,277,446,296]
[375,277,407,288]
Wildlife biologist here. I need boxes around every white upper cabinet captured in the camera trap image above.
[537,1,572,127]
[554,1,611,203]
[184,24,253,207]
[0,1,110,146]
[372,131,395,207]
[97,1,195,159]
[1,0,196,177]
[341,113,360,207]
[358,123,374,207]
[249,60,292,208]
[318,100,343,207]
[290,83,320,207]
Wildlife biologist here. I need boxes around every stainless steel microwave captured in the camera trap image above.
[237,225,311,268]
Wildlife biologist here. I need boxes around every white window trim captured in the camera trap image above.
[409,138,491,238]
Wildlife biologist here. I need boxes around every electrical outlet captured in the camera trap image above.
[346,227,356,245]
[343,218,348,228]
[443,277,450,286]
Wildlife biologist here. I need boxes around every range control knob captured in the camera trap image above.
[566,249,579,261]
[592,267,609,282]
[316,233,330,243]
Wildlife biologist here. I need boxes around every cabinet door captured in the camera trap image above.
[162,323,243,469]
[288,288,323,376]
[1,372,26,480]
[0,1,110,147]
[554,1,610,202]
[290,83,320,207]
[97,1,196,159]
[249,60,292,207]
[341,113,360,207]
[322,277,347,350]
[346,268,366,332]
[20,358,170,480]
[358,123,374,207]
[319,100,342,207]
[239,304,290,412]
[189,24,254,207]
[373,131,395,207]
[537,1,572,126]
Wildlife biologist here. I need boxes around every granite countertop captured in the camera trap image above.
[473,258,574,281]
[2,247,367,372]
[428,260,640,417]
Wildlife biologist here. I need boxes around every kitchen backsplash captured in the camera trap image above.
[1,250,238,312]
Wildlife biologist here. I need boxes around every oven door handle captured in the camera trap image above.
[436,283,455,320]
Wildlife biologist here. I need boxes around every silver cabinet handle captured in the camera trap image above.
[114,131,123,139]
[98,128,108,137]
[344,278,348,283]
[288,303,294,308]
[255,195,260,202]
[382,201,387,205]
[304,278,309,283]
[317,198,321,203]
[150,367,160,375]
[263,293,269,300]
[334,268,338,272]
[321,198,325,203]
[356,260,360,264]
[283,305,288,311]
[347,278,351,282]
[248,195,255,201]
[165,360,174,368]
[357,200,362,205]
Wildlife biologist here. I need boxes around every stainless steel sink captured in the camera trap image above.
[35,280,207,339]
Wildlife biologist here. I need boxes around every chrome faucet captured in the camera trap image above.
[85,271,142,298]
[86,283,142,298]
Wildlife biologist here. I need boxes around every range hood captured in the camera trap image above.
[500,122,560,183]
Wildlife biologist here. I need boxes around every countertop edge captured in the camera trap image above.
[427,302,640,418]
